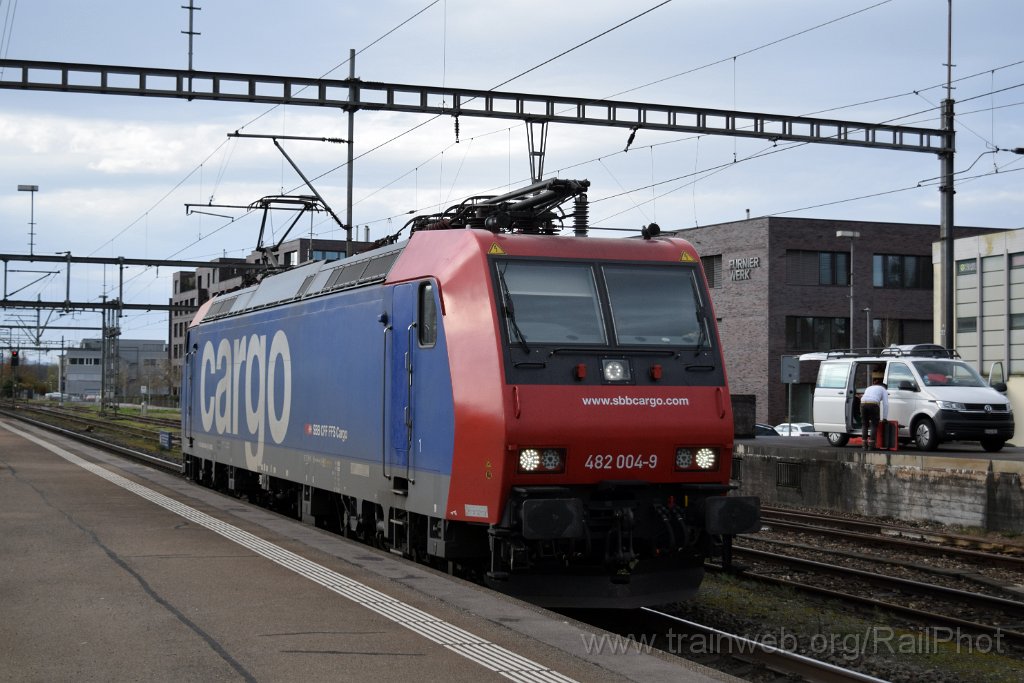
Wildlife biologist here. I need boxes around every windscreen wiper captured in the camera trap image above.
[687,296,716,370]
[497,267,531,354]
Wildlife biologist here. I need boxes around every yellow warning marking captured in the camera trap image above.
[488,243,506,255]
[680,252,696,262]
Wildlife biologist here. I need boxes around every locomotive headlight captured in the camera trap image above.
[518,447,566,473]
[675,447,717,470]
[675,448,693,469]
[695,448,717,470]
[602,359,631,383]
[519,448,541,471]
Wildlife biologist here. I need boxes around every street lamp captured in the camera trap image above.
[17,184,39,256]
[837,230,860,352]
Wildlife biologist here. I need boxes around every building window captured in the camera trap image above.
[313,250,343,260]
[786,250,848,286]
[957,317,978,333]
[700,255,722,289]
[956,259,977,276]
[786,316,848,351]
[870,318,931,347]
[872,254,933,289]
[1010,253,1024,269]
[818,251,849,286]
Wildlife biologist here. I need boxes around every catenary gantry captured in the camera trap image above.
[0,59,946,154]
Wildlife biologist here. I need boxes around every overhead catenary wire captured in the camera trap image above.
[272,75,1024,247]
[74,2,449,311]
[18,3,1024,339]
[335,0,904,238]
[0,0,18,67]
[352,77,1024,236]
[87,0,444,265]
[96,1,1019,265]
[599,0,896,102]
[305,1,679,195]
[335,0,971,237]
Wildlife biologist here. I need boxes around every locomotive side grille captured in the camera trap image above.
[295,274,316,298]
[206,296,237,319]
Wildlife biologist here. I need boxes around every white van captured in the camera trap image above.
[810,345,1014,452]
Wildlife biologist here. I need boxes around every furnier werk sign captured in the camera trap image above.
[728,256,761,281]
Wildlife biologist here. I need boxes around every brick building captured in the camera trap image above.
[667,217,997,425]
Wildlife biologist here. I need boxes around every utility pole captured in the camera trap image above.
[17,184,38,256]
[181,2,201,71]
[345,49,356,258]
[939,0,956,350]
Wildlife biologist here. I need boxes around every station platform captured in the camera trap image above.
[733,435,1024,533]
[0,419,736,683]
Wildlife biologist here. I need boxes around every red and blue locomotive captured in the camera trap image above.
[181,179,759,608]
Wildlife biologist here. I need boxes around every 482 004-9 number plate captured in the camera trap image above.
[584,453,658,470]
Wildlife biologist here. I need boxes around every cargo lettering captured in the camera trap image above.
[199,330,292,464]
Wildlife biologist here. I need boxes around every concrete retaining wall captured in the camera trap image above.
[733,444,1024,533]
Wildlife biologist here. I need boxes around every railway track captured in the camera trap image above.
[761,506,1024,565]
[754,507,1024,597]
[719,546,1024,644]
[9,402,179,443]
[705,506,1024,655]
[0,405,180,473]
[645,609,891,683]
[33,401,181,428]
[567,606,888,683]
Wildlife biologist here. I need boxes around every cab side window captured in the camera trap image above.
[418,281,437,347]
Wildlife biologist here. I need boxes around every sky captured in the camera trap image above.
[0,0,1022,354]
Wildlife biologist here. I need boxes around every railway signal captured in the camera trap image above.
[10,349,18,366]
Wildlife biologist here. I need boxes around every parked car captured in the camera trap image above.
[810,346,1013,452]
[754,423,780,437]
[775,422,818,437]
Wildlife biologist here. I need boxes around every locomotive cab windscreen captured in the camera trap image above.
[493,257,719,384]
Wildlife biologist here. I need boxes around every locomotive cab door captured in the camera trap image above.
[387,280,441,487]
[385,283,415,490]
